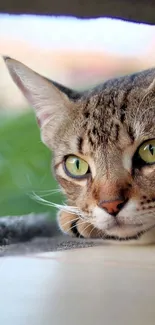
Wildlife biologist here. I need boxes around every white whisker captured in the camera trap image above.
[88,224,97,237]
[35,188,62,194]
[33,189,62,197]
[66,219,87,233]
[29,191,82,216]
[60,217,80,230]
[80,222,93,237]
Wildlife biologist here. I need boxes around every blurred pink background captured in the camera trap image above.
[1,16,155,112]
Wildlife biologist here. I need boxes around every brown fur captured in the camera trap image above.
[4,57,155,244]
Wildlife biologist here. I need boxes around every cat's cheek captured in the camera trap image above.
[57,211,79,236]
[57,210,101,238]
[55,175,83,203]
[76,220,100,238]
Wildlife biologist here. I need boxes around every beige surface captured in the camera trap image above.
[0,245,155,325]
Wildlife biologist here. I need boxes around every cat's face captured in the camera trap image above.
[4,57,155,243]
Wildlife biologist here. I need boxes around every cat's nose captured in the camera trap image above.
[98,197,126,216]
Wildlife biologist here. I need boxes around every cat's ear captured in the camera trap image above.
[3,57,80,148]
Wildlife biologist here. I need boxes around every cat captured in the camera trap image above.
[3,56,155,245]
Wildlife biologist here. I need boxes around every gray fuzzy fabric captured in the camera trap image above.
[0,213,60,245]
[0,214,101,256]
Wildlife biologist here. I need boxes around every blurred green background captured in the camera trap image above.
[0,111,63,217]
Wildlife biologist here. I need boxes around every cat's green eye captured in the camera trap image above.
[64,156,89,178]
[138,139,155,164]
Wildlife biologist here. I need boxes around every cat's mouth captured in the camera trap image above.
[103,221,155,240]
[92,206,155,240]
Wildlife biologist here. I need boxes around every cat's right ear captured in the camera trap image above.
[3,57,79,148]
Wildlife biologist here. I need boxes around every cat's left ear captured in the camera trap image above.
[3,57,81,148]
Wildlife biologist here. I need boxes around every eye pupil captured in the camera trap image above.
[149,144,154,156]
[76,159,80,170]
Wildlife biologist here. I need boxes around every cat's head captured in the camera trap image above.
[4,57,155,243]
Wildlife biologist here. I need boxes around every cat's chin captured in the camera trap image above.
[103,224,155,244]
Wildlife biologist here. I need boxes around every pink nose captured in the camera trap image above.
[99,197,126,216]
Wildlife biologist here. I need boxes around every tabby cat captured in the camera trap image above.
[4,57,155,244]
